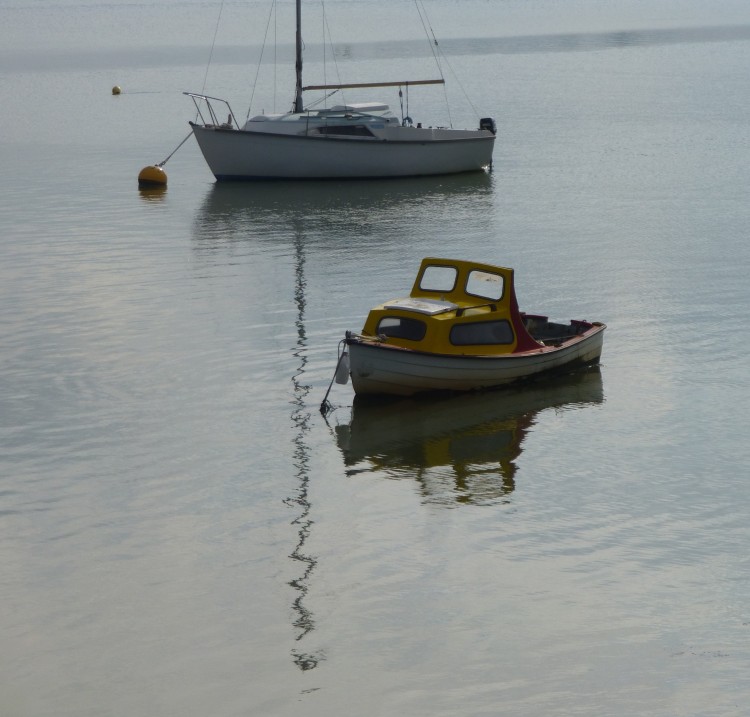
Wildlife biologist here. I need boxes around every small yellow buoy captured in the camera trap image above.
[112,85,121,95]
[138,165,167,188]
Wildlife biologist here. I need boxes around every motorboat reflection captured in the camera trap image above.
[334,367,603,505]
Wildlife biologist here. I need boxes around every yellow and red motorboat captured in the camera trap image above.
[335,257,605,398]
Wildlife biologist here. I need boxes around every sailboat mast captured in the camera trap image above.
[294,0,304,112]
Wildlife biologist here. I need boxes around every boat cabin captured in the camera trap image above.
[360,258,542,356]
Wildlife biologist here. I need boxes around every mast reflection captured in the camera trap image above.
[335,367,604,506]
[285,229,323,671]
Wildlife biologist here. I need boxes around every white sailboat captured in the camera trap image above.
[186,0,496,180]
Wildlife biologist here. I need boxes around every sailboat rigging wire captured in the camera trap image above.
[398,85,411,125]
[412,0,454,127]
[433,46,482,122]
[413,0,483,126]
[321,1,346,108]
[322,1,327,98]
[200,0,226,96]
[413,0,444,78]
[247,1,278,120]
[273,0,277,113]
[306,90,340,109]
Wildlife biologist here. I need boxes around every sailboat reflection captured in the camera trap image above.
[191,172,492,245]
[334,367,604,505]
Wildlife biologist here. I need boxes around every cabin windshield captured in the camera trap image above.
[417,263,506,302]
[419,265,458,293]
[377,316,427,341]
[466,269,504,301]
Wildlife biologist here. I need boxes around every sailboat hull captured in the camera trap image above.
[190,124,495,180]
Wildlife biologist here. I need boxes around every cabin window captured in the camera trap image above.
[466,269,504,301]
[450,320,513,346]
[377,316,427,341]
[419,265,458,293]
[317,125,375,137]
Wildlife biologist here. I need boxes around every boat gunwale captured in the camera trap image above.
[345,322,606,361]
[189,122,497,146]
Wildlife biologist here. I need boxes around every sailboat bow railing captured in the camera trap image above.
[185,92,239,129]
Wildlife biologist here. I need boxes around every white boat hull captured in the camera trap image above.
[346,326,605,396]
[190,124,495,180]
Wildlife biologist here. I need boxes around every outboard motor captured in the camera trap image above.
[479,117,497,135]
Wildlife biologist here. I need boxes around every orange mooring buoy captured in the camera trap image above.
[138,131,193,191]
[138,165,167,188]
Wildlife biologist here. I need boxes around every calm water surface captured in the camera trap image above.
[2,1,750,715]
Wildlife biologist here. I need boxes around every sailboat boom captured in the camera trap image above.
[303,79,445,91]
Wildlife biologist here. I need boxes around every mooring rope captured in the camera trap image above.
[156,131,194,167]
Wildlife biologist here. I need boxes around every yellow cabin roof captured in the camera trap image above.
[361,258,541,356]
